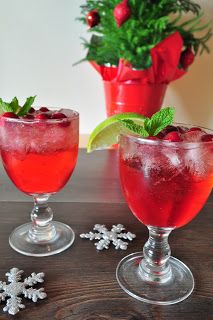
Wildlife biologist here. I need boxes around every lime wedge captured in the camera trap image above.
[87,112,145,153]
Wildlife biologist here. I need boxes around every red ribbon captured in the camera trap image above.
[90,31,186,84]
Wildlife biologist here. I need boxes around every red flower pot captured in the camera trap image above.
[103,81,167,117]
[90,32,186,118]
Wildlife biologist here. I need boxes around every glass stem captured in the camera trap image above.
[29,194,56,243]
[139,227,173,283]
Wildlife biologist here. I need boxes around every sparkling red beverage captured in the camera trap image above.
[0,108,79,257]
[117,122,213,305]
[0,109,79,195]
[119,130,213,228]
[1,146,78,194]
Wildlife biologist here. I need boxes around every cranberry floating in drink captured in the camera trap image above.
[0,100,79,257]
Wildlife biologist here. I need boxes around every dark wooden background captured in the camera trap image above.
[0,150,212,320]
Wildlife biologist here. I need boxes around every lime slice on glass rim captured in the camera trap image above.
[87,113,145,153]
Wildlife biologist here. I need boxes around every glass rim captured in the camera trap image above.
[1,108,79,124]
[120,122,213,148]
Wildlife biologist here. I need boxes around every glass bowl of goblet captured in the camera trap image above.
[0,108,79,257]
[116,125,213,305]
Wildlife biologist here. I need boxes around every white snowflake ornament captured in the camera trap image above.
[0,267,47,315]
[80,224,136,250]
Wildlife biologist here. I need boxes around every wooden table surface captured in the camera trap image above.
[0,149,212,320]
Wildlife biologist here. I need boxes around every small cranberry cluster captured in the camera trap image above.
[1,107,68,121]
[150,125,213,143]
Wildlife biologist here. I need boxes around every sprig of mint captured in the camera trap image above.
[120,107,175,137]
[17,96,36,116]
[119,119,150,138]
[0,96,36,116]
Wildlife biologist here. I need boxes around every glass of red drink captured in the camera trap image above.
[117,125,213,304]
[0,108,79,257]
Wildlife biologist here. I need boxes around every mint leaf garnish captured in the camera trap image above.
[120,107,175,138]
[144,107,175,136]
[0,98,13,113]
[17,96,36,116]
[10,97,20,113]
[0,96,36,116]
[120,119,149,137]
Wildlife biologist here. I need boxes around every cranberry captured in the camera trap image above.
[35,113,50,120]
[180,47,195,69]
[183,130,204,142]
[125,156,142,170]
[158,125,178,138]
[1,112,19,119]
[164,125,178,133]
[201,134,213,142]
[163,131,183,142]
[86,10,100,28]
[28,107,35,113]
[52,112,70,127]
[176,126,187,134]
[51,112,67,119]
[188,127,203,132]
[23,114,34,120]
[39,107,49,112]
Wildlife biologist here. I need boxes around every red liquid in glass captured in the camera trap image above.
[1,113,79,195]
[120,153,212,228]
[1,145,78,194]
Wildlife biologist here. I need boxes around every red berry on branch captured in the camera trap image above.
[114,0,131,27]
[180,47,195,69]
[86,10,100,28]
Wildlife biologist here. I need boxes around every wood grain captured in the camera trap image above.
[0,150,212,319]
[0,200,212,320]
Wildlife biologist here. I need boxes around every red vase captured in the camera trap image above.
[90,32,186,118]
[103,81,167,117]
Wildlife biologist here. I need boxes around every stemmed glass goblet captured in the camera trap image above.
[0,108,79,257]
[117,125,213,305]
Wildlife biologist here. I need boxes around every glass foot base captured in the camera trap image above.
[9,221,75,257]
[116,252,194,305]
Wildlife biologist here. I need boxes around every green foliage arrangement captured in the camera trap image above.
[79,0,212,69]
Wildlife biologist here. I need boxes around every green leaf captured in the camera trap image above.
[0,98,13,113]
[120,107,175,138]
[144,107,175,136]
[78,0,211,69]
[17,96,36,116]
[10,97,20,113]
[119,119,149,138]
